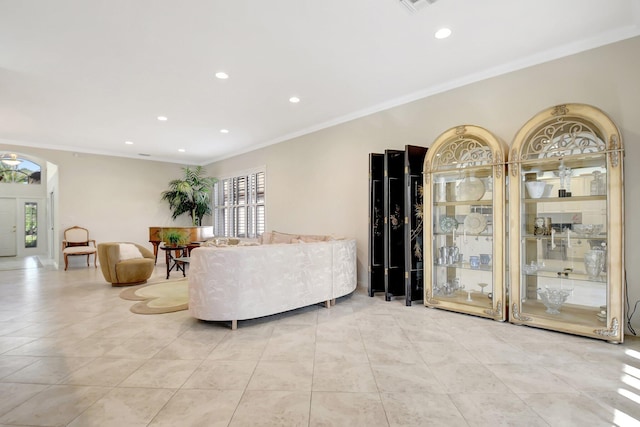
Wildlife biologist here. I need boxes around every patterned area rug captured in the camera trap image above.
[119,278,188,314]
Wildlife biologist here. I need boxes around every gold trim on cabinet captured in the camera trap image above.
[494,151,503,178]
[551,104,569,116]
[510,148,518,176]
[511,303,532,322]
[610,135,620,168]
[484,300,503,318]
[425,290,439,305]
[594,318,620,339]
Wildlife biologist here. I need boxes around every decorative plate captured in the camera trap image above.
[455,177,485,201]
[439,216,459,233]
[464,213,487,234]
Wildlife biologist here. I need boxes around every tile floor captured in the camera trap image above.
[1,258,640,426]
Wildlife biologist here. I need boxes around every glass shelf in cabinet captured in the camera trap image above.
[520,300,606,326]
[520,154,607,171]
[523,195,606,204]
[434,232,492,238]
[521,233,607,241]
[434,199,493,207]
[435,262,493,272]
[521,268,607,284]
[432,291,494,307]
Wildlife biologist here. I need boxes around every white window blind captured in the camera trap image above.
[213,169,265,238]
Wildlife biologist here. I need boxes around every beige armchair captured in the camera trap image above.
[98,242,155,286]
[62,226,97,271]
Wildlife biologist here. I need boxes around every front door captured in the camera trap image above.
[0,198,17,256]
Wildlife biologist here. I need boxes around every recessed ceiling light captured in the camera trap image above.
[157,116,168,121]
[435,28,452,39]
[220,129,229,134]
[178,148,186,153]
[215,72,229,79]
[125,141,133,145]
[289,96,300,103]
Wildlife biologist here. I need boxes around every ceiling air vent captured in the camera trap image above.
[399,0,438,13]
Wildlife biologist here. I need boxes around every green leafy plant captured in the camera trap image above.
[163,229,187,247]
[161,166,217,226]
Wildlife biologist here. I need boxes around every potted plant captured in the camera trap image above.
[161,166,217,226]
[163,229,187,247]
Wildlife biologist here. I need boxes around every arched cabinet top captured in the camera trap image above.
[424,125,507,176]
[509,103,623,169]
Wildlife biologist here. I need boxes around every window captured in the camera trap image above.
[25,202,37,248]
[213,169,265,238]
[0,157,41,184]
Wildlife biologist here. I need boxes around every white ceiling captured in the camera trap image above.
[1,0,639,165]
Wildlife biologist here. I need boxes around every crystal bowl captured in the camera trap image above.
[537,287,572,314]
[525,181,546,198]
[523,261,539,275]
[572,224,603,236]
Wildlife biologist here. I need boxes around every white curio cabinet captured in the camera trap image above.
[423,125,508,320]
[508,104,625,343]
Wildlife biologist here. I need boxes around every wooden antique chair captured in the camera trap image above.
[62,226,97,270]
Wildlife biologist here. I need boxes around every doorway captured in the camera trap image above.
[0,198,17,256]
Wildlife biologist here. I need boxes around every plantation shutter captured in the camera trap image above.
[213,169,265,238]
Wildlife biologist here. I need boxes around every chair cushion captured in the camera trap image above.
[63,246,97,254]
[118,243,143,261]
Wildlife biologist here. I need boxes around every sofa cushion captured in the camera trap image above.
[119,243,143,261]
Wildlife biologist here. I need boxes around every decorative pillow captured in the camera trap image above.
[259,232,273,244]
[298,235,329,243]
[119,243,143,261]
[271,231,299,244]
[202,238,229,247]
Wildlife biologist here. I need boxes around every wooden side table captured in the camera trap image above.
[161,245,187,279]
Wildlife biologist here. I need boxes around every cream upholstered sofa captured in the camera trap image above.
[188,233,357,329]
[97,242,155,286]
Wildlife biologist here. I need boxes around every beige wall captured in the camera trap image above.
[1,36,638,327]
[207,36,640,326]
[0,146,192,268]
